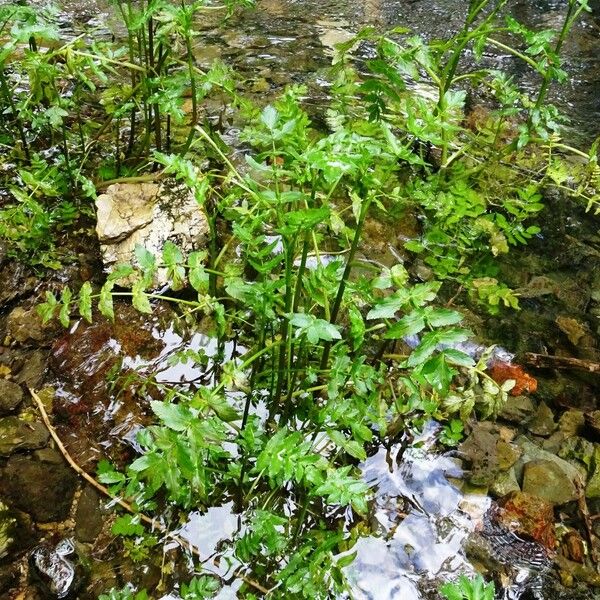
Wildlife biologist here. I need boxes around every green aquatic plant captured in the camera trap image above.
[330,0,599,312]
[24,0,599,596]
[41,87,514,596]
[440,574,495,600]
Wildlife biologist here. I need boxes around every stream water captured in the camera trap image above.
[1,0,600,598]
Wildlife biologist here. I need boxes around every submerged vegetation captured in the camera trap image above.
[1,0,599,597]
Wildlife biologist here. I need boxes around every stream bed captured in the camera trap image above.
[1,0,600,598]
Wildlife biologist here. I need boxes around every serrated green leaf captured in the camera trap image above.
[38,291,58,324]
[135,245,156,272]
[426,307,463,327]
[150,400,192,431]
[58,287,72,328]
[188,251,209,294]
[206,394,240,422]
[99,282,114,320]
[406,331,439,366]
[384,310,426,339]
[441,348,475,367]
[78,281,93,323]
[112,515,145,537]
[366,293,406,320]
[107,264,135,283]
[162,240,183,266]
[132,280,152,314]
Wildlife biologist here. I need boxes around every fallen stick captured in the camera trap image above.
[521,352,600,374]
[29,387,269,596]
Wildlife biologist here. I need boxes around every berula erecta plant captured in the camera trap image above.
[23,0,600,597]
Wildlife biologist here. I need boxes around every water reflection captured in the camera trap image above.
[346,428,490,600]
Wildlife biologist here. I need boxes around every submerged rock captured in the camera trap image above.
[0,379,23,415]
[495,491,556,549]
[0,417,49,456]
[13,349,48,389]
[74,486,104,543]
[0,449,77,522]
[95,181,209,287]
[30,538,83,598]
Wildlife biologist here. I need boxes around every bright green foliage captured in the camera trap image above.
[440,574,495,600]
[98,586,149,600]
[181,576,221,599]
[29,0,600,596]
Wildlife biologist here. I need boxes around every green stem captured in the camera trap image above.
[320,193,371,369]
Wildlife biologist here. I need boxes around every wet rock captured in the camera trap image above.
[75,486,104,543]
[0,262,36,309]
[459,423,520,486]
[555,554,600,587]
[14,349,48,389]
[0,449,77,522]
[515,436,585,486]
[562,530,585,563]
[0,417,49,456]
[6,306,46,343]
[0,379,23,415]
[558,409,585,438]
[0,501,37,559]
[515,275,558,298]
[496,491,556,549]
[0,501,16,559]
[0,563,18,595]
[556,316,589,347]
[490,467,520,497]
[527,401,556,437]
[584,446,600,499]
[522,459,579,505]
[584,410,600,438]
[95,182,209,287]
[499,395,536,424]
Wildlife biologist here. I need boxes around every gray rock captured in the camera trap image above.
[75,486,104,543]
[522,459,579,505]
[95,182,209,288]
[0,417,49,456]
[527,401,556,437]
[499,395,536,424]
[0,379,23,415]
[0,450,77,522]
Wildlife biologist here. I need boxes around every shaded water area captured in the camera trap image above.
[1,0,600,599]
